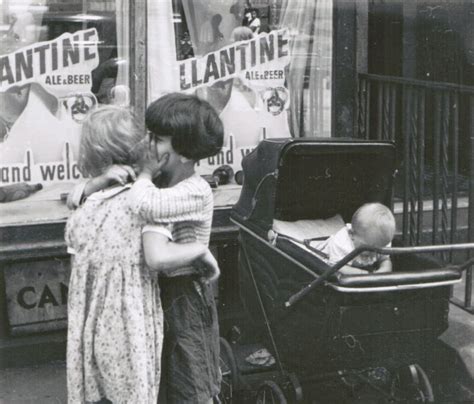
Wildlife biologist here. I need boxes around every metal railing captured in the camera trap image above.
[357,73,474,313]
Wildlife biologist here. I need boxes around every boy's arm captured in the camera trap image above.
[67,181,88,210]
[67,165,137,209]
[142,227,219,280]
[64,215,77,254]
[130,175,210,223]
[130,143,209,223]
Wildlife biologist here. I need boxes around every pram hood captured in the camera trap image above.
[232,138,397,237]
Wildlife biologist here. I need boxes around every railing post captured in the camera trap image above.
[451,94,474,313]
[366,80,371,139]
[416,90,425,245]
[357,76,367,138]
[450,92,459,257]
[390,83,397,141]
[409,89,419,246]
[440,92,451,262]
[377,81,383,139]
[466,96,474,309]
[402,84,411,245]
[432,91,441,246]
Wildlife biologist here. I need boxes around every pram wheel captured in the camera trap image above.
[391,364,435,403]
[277,372,303,402]
[218,337,239,403]
[255,380,287,404]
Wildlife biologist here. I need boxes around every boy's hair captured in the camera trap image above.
[145,93,224,161]
[78,105,145,177]
[351,203,396,246]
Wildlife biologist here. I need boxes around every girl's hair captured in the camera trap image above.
[146,93,223,161]
[78,105,145,177]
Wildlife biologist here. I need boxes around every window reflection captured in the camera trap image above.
[0,0,127,194]
[163,0,332,176]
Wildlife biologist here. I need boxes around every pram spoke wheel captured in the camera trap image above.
[218,337,239,403]
[391,364,435,403]
[255,380,288,404]
[283,372,304,402]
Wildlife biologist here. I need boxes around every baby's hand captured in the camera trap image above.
[352,252,377,269]
[375,266,391,273]
[103,164,136,186]
[198,249,220,282]
[339,265,368,275]
[138,140,169,180]
[375,258,392,273]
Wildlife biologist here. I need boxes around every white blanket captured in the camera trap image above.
[272,214,345,241]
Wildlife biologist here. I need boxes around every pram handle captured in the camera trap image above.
[285,242,474,308]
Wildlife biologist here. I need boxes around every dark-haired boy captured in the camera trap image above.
[129,93,223,404]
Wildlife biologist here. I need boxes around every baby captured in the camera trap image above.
[314,203,396,274]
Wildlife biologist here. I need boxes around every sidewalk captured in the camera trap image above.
[0,360,66,404]
[0,304,473,404]
[440,302,474,382]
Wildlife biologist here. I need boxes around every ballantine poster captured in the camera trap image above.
[1,21,292,184]
[178,29,292,175]
[0,28,99,185]
[178,29,289,91]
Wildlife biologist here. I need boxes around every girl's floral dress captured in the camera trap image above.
[65,185,163,404]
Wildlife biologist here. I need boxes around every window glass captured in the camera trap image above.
[0,0,333,216]
[0,0,128,204]
[148,0,332,179]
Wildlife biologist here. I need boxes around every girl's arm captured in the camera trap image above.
[143,228,219,280]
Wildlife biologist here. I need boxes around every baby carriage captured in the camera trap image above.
[220,138,474,403]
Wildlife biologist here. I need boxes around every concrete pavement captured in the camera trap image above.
[0,304,473,403]
[0,360,66,404]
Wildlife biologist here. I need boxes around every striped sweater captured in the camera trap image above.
[129,174,214,276]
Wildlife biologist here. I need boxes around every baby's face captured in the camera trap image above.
[350,231,380,268]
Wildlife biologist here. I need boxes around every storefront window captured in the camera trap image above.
[0,0,128,208]
[0,0,332,218]
[148,0,333,177]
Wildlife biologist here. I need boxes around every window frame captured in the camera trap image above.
[130,2,147,130]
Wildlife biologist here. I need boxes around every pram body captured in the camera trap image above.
[225,138,472,402]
